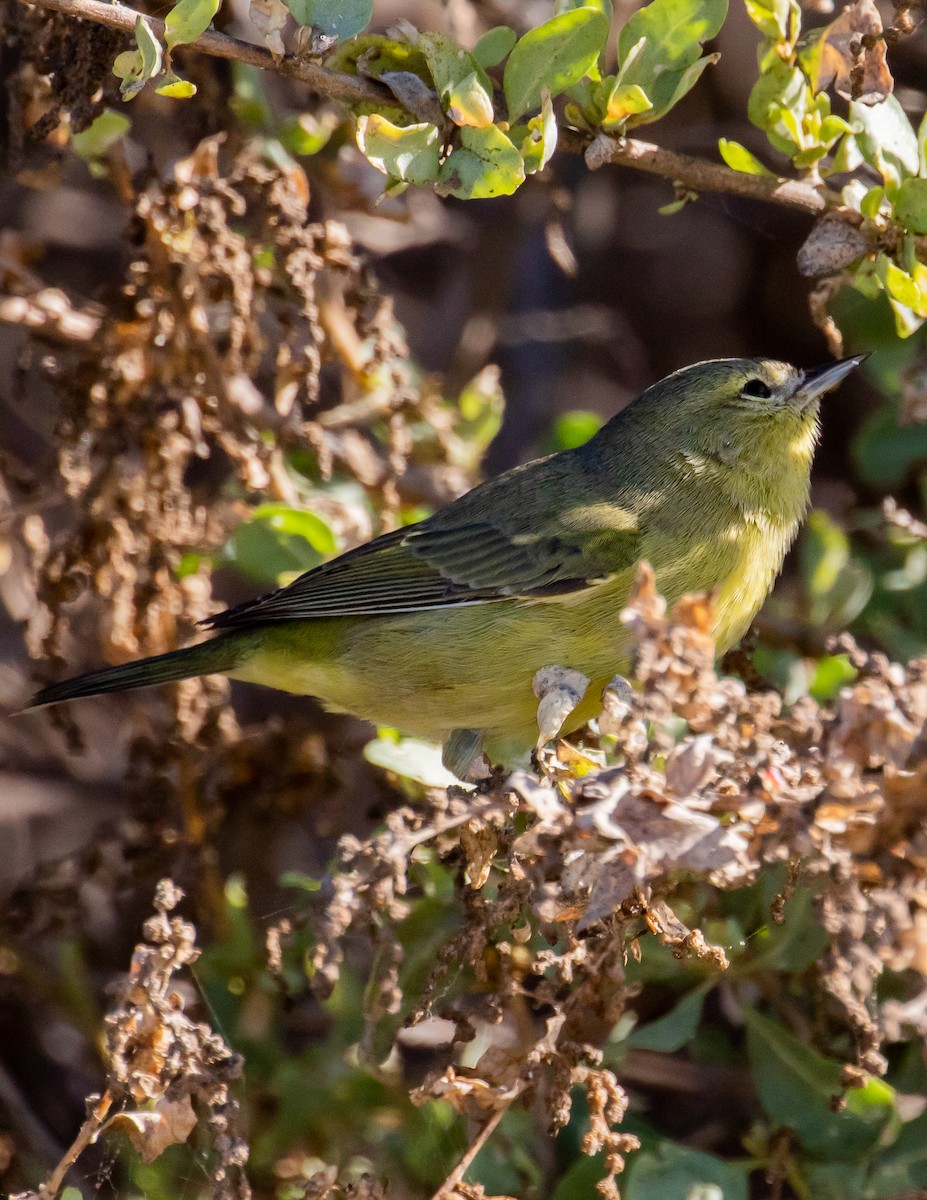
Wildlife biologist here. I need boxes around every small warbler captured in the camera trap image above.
[27,355,864,776]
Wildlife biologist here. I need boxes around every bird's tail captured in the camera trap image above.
[25,637,240,710]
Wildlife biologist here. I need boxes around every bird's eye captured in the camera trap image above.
[741,379,772,399]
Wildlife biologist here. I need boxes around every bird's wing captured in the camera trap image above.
[204,505,641,629]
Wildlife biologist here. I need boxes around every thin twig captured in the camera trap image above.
[23,0,390,105]
[23,0,844,219]
[428,1097,517,1200]
[36,1089,114,1200]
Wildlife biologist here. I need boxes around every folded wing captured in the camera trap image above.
[204,510,640,630]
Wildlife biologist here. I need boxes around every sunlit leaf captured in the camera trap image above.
[356,114,441,184]
[445,70,494,128]
[601,82,652,131]
[436,123,525,199]
[364,733,463,789]
[418,32,492,113]
[718,137,773,175]
[504,7,609,122]
[155,72,197,97]
[616,0,727,120]
[164,0,220,51]
[851,95,919,190]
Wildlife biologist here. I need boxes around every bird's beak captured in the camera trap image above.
[793,354,869,409]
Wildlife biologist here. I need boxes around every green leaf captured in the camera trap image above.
[893,177,927,235]
[71,109,130,159]
[745,1008,895,1157]
[851,96,920,190]
[624,1141,749,1200]
[810,653,856,701]
[279,111,339,157]
[229,503,338,583]
[284,0,372,39]
[155,72,197,97]
[356,115,441,184]
[627,984,709,1052]
[473,25,517,70]
[164,0,220,50]
[718,137,772,175]
[436,124,525,199]
[854,404,927,486]
[547,410,603,451]
[867,1111,927,1198]
[747,60,805,151]
[503,7,609,122]
[520,91,558,173]
[112,16,163,101]
[877,253,925,314]
[618,0,727,66]
[801,509,848,598]
[418,32,492,112]
[616,0,728,119]
[646,52,718,123]
[453,365,505,466]
[743,0,790,40]
[860,185,885,219]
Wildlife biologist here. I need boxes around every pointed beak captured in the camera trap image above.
[793,354,869,408]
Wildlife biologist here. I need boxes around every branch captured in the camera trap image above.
[24,0,391,105]
[24,0,841,220]
[584,132,835,215]
[428,1099,516,1200]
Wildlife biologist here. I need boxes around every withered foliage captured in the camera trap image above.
[14,880,249,1200]
[249,567,927,1197]
[2,133,472,790]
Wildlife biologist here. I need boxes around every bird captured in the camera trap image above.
[25,355,865,777]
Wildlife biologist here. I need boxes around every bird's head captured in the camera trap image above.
[629,354,865,485]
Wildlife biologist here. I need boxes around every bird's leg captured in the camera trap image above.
[442,728,488,781]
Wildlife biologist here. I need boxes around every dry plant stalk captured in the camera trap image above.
[15,879,249,1200]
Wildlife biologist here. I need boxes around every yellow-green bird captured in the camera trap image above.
[27,355,864,776]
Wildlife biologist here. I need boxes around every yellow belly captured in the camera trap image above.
[229,515,791,764]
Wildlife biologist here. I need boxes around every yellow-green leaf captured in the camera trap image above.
[436,124,525,199]
[356,115,441,185]
[446,70,494,128]
[164,0,221,51]
[718,136,772,175]
[71,109,131,159]
[155,72,197,98]
[601,83,652,131]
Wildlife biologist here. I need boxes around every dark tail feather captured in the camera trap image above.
[24,638,239,710]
